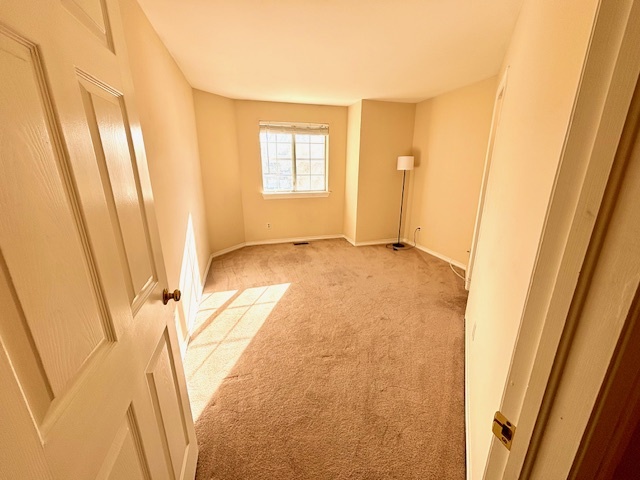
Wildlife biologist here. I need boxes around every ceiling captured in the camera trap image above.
[136,0,524,106]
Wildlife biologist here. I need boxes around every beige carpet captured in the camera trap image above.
[186,238,467,480]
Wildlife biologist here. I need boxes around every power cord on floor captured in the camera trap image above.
[449,263,465,281]
[386,227,420,251]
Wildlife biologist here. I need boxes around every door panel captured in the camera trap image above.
[96,407,151,480]
[0,341,53,479]
[91,91,155,296]
[0,26,113,402]
[147,330,191,480]
[0,252,53,425]
[0,0,197,478]
[78,75,157,311]
[61,0,114,50]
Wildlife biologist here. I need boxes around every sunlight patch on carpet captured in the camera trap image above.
[185,283,290,420]
[191,290,238,336]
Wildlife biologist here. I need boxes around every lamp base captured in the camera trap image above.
[392,242,406,249]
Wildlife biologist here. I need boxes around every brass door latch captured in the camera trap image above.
[493,411,516,450]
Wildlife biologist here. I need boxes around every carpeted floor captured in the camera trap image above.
[185,238,467,480]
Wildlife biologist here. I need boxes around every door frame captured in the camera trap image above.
[517,62,640,478]
[483,0,640,478]
[570,276,640,478]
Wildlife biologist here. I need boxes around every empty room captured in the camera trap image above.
[1,0,640,479]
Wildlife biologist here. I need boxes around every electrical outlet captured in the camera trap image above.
[266,223,272,229]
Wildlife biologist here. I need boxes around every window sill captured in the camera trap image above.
[261,191,330,200]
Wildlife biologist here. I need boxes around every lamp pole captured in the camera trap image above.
[394,169,407,248]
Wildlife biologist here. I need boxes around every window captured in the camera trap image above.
[259,122,329,195]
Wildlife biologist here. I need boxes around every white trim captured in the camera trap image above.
[262,191,330,199]
[259,121,329,134]
[245,234,344,246]
[193,246,243,344]
[206,235,422,260]
[209,235,350,263]
[464,273,471,292]
[200,252,215,293]
[407,240,467,271]
[211,242,247,259]
[342,235,356,246]
[349,237,397,247]
[527,83,640,478]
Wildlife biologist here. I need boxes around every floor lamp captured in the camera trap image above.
[393,155,414,249]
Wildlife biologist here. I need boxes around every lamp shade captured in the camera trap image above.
[397,155,414,171]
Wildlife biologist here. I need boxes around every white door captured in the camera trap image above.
[0,0,198,478]
[465,68,507,292]
[480,1,640,478]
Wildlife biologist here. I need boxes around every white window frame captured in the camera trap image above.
[259,121,330,199]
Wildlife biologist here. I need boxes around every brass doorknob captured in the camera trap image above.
[162,288,181,305]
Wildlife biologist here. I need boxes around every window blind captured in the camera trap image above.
[259,121,329,136]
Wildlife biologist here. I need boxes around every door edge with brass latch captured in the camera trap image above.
[493,411,516,450]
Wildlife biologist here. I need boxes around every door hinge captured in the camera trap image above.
[493,411,516,450]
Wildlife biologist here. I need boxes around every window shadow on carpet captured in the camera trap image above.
[184,283,290,420]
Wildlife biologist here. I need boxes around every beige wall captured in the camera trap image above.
[356,100,415,243]
[119,0,210,338]
[234,100,348,243]
[406,77,497,265]
[464,0,601,478]
[343,101,362,243]
[193,90,245,254]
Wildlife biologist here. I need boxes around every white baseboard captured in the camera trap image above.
[211,242,247,259]
[199,243,246,301]
[201,253,214,292]
[406,239,467,271]
[245,234,343,247]
[206,235,346,276]
[350,237,397,247]
[342,235,356,246]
